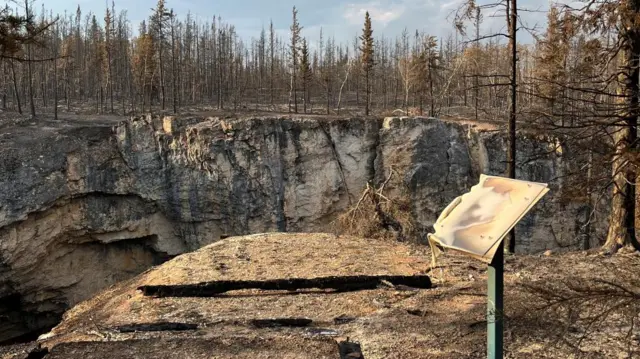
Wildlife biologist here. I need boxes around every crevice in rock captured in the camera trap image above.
[369,118,383,186]
[250,318,313,328]
[0,235,174,343]
[113,121,135,171]
[138,274,432,297]
[67,190,153,203]
[333,316,357,325]
[444,140,452,187]
[2,191,155,233]
[467,131,490,183]
[25,346,49,359]
[273,122,287,232]
[0,293,60,346]
[338,340,365,359]
[285,121,305,180]
[222,141,252,234]
[114,322,198,333]
[438,122,453,189]
[319,122,352,204]
[114,139,135,173]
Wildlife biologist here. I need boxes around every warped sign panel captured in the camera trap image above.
[428,174,549,263]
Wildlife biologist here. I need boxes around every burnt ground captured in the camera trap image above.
[0,106,504,138]
[1,233,638,359]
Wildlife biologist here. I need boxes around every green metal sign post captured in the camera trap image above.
[487,241,504,359]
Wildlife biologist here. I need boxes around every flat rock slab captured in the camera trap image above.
[34,233,638,358]
[142,233,429,285]
[46,337,341,359]
[42,233,432,352]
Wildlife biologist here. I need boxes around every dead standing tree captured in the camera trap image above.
[150,0,171,111]
[562,0,640,253]
[0,0,57,117]
[336,58,353,115]
[288,6,302,114]
[520,0,640,253]
[506,0,517,253]
[103,4,114,113]
[360,11,374,116]
[25,0,35,117]
[456,0,519,253]
[299,38,311,113]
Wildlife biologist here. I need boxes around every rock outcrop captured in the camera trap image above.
[23,233,637,359]
[0,115,603,342]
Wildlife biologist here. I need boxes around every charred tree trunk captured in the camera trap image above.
[159,36,166,111]
[171,15,177,114]
[584,145,594,250]
[2,62,6,110]
[108,57,114,114]
[604,0,640,253]
[474,7,480,121]
[27,42,36,118]
[394,73,399,109]
[40,61,47,108]
[428,61,435,117]
[419,84,424,116]
[604,38,640,253]
[303,76,307,113]
[54,45,58,120]
[505,0,518,254]
[606,121,638,253]
[326,79,331,115]
[65,55,70,111]
[293,70,298,113]
[218,33,223,110]
[10,61,21,114]
[365,70,370,115]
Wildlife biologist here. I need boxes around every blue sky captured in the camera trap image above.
[44,0,548,46]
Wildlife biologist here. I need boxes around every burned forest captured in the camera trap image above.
[0,0,639,358]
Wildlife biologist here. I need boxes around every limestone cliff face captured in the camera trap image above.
[0,116,602,342]
[376,117,603,254]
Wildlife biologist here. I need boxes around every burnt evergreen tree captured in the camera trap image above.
[593,0,640,253]
[299,37,311,113]
[360,11,374,116]
[289,6,302,113]
[150,0,171,111]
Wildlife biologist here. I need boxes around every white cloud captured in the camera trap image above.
[439,0,464,10]
[343,1,406,27]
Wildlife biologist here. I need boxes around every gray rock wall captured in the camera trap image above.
[0,115,604,342]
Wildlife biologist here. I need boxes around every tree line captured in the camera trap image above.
[0,0,571,119]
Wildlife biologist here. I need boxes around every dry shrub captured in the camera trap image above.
[519,255,640,356]
[333,170,417,242]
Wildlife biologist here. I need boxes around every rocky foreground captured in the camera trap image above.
[0,114,603,342]
[1,233,638,359]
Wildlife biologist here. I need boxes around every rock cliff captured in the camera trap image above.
[0,115,603,342]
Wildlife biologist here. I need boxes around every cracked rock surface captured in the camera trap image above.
[28,233,638,359]
[0,115,604,342]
